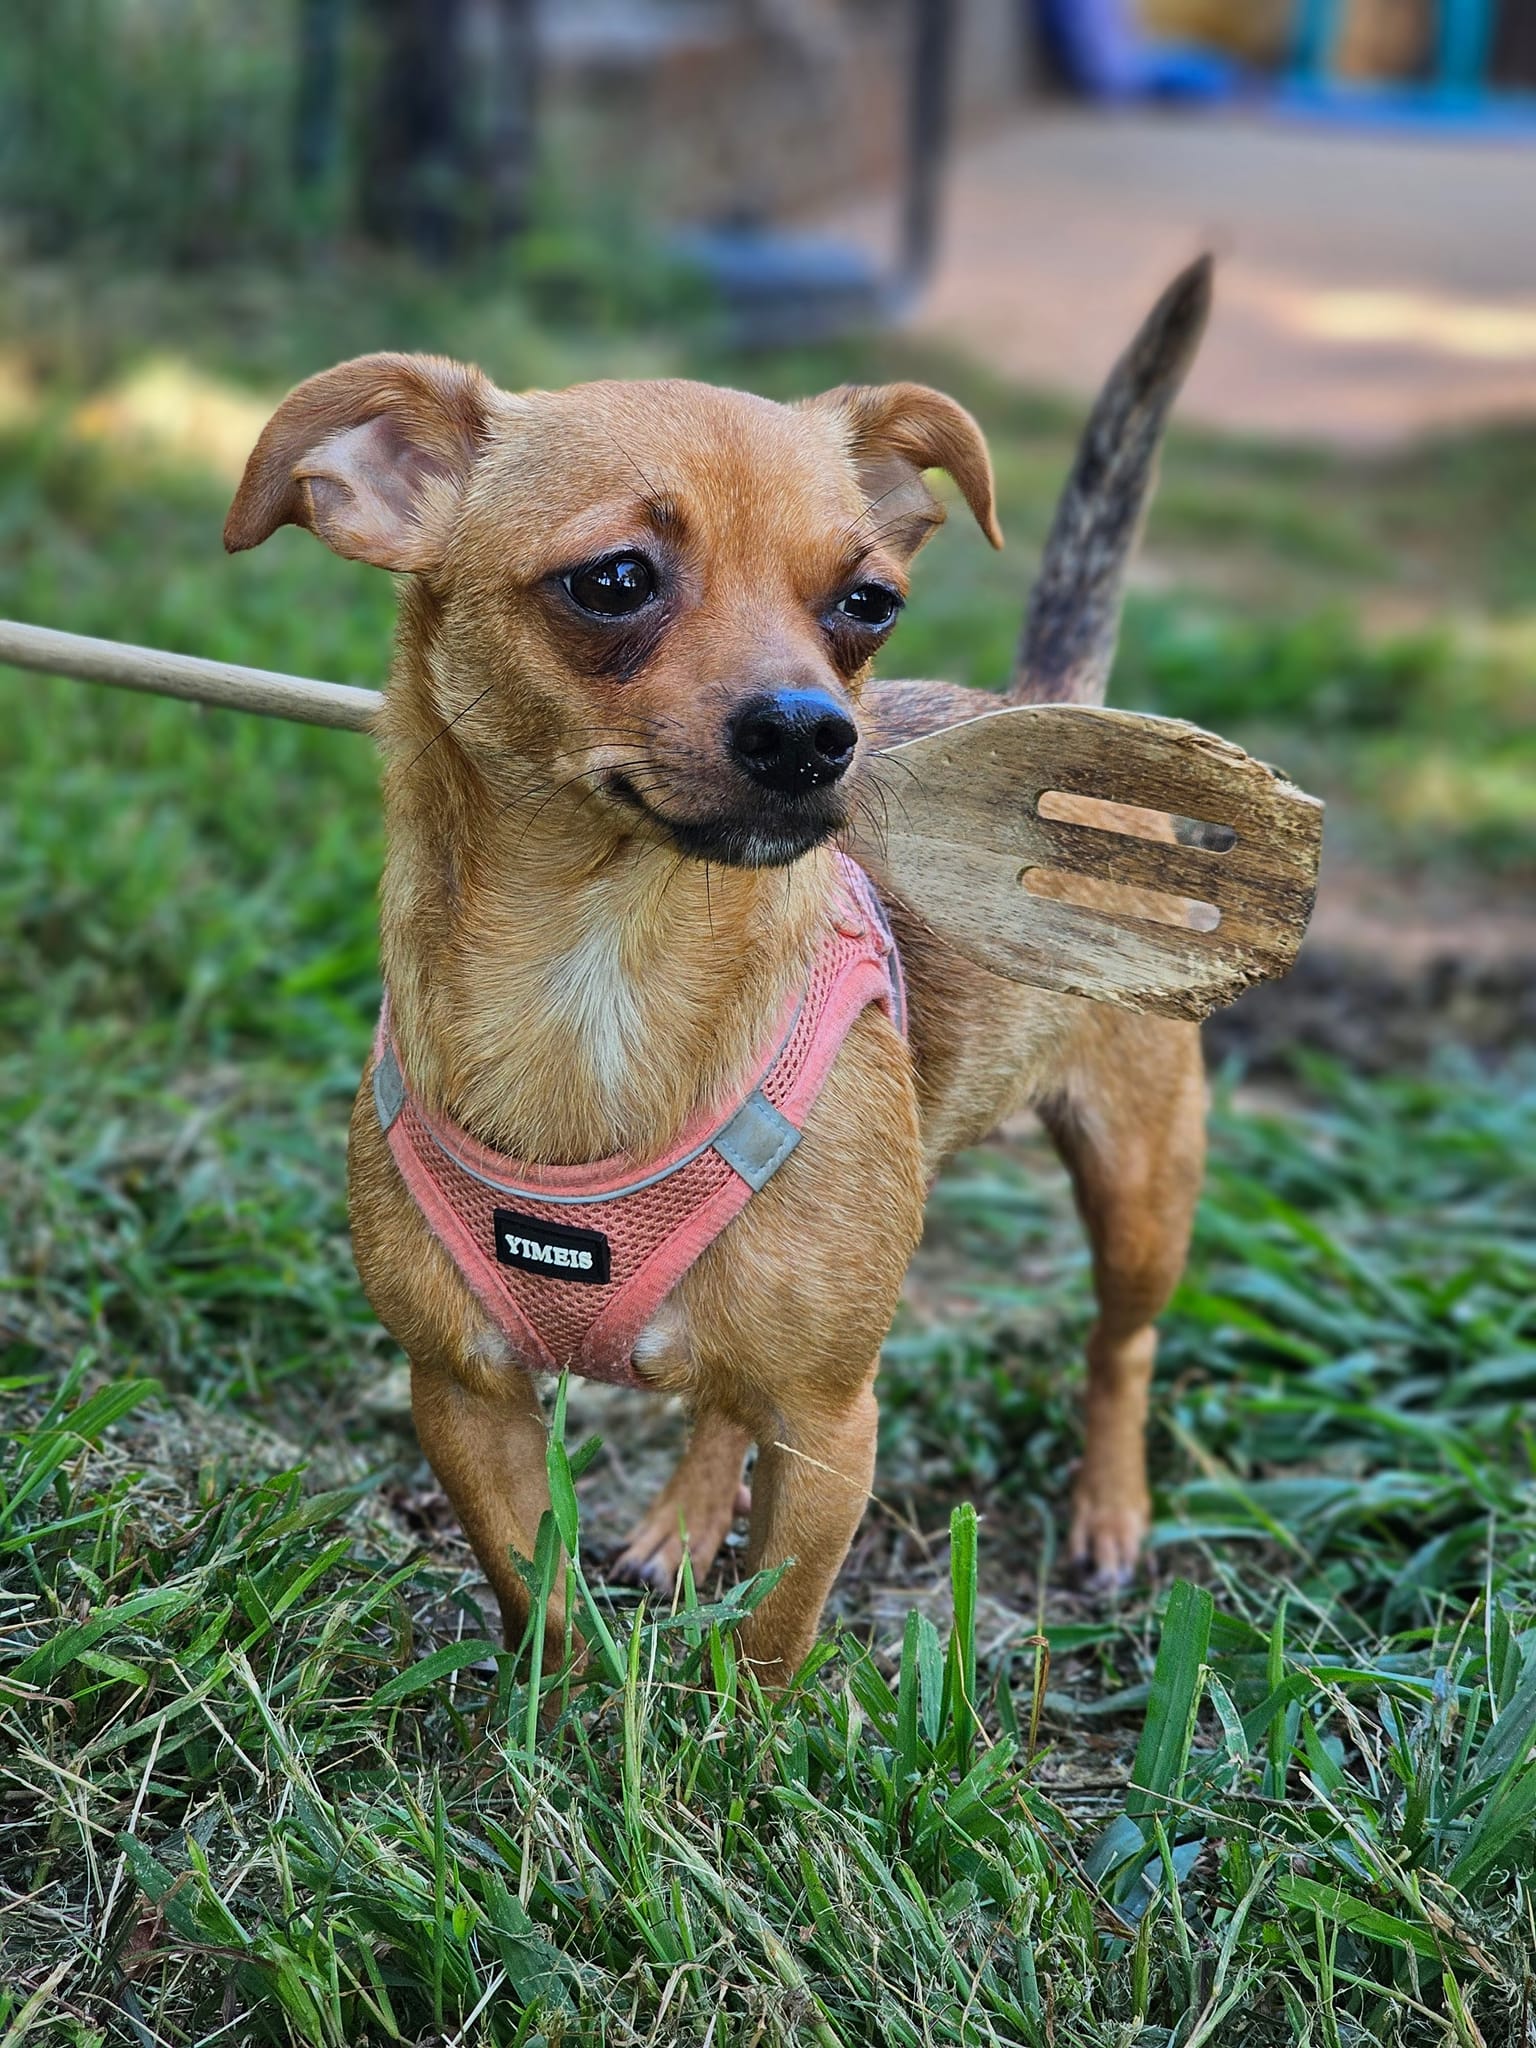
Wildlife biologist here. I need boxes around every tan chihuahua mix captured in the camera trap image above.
[225,261,1212,1686]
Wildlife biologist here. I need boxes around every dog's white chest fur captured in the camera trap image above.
[541,920,644,1113]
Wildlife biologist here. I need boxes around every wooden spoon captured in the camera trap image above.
[857,703,1323,1021]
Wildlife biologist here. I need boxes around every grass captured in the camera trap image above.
[5,1094,1536,2047]
[3,254,1536,2041]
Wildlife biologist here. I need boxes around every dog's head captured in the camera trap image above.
[226,356,1000,867]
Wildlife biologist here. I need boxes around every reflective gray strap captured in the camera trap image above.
[373,1044,406,1133]
[712,1089,801,1192]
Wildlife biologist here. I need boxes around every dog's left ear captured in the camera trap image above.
[807,382,1003,557]
[223,351,499,572]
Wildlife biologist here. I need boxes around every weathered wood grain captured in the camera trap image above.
[856,704,1324,1020]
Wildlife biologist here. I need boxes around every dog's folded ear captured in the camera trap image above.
[807,382,1003,558]
[223,352,498,572]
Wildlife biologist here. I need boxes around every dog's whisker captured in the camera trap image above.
[505,769,617,850]
[656,848,690,901]
[860,766,915,837]
[404,683,496,772]
[867,750,921,795]
[838,478,908,552]
[599,424,662,504]
[496,752,658,812]
[875,781,897,850]
[841,805,876,863]
[847,785,891,862]
[850,510,925,558]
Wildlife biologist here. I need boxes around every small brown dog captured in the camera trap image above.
[225,261,1212,1685]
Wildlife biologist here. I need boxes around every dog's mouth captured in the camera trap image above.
[605,772,844,869]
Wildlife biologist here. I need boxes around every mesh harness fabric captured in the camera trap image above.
[371,854,906,1388]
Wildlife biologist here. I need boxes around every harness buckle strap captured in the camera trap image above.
[373,1044,407,1133]
[713,1089,801,1192]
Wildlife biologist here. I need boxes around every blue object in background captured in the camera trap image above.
[669,226,906,347]
[1035,0,1243,102]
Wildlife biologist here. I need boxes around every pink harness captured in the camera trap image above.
[371,854,905,1388]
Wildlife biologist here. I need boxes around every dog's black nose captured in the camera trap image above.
[728,690,858,796]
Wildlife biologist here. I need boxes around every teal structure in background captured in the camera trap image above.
[1286,0,1533,126]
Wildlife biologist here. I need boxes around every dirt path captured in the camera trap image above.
[827,108,1536,447]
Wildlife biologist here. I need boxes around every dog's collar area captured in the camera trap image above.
[371,852,906,1386]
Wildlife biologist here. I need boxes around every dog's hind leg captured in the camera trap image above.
[609,1409,752,1592]
[1039,1011,1206,1588]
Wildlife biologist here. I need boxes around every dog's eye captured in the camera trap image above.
[564,554,658,618]
[836,583,902,629]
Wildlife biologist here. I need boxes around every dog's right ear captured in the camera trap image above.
[223,352,497,572]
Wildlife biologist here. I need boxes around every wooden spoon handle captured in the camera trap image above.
[0,618,382,731]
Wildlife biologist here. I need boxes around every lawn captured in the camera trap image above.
[3,259,1535,2046]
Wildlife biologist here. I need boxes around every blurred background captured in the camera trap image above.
[4,8,1536,2032]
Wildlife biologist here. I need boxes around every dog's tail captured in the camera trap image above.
[1010,254,1213,708]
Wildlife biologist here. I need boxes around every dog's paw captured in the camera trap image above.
[607,1538,680,1595]
[608,1482,751,1595]
[1068,1490,1148,1594]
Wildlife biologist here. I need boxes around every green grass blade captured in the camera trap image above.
[1126,1580,1213,1831]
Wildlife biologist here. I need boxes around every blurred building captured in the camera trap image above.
[539,0,1031,224]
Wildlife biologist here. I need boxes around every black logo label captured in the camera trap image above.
[493,1208,610,1285]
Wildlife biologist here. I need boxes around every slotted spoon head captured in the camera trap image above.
[854,704,1324,1021]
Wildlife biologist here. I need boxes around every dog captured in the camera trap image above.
[223,259,1212,1687]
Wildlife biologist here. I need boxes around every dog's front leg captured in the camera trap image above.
[410,1352,563,1651]
[350,1082,565,1651]
[734,1376,879,1689]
